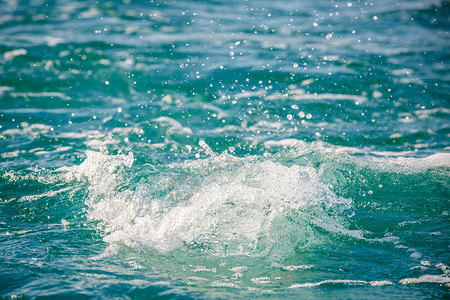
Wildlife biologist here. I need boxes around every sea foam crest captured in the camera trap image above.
[61,150,134,206]
[68,147,354,257]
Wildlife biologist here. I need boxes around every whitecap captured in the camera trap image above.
[72,147,355,258]
[289,279,393,288]
[399,275,450,285]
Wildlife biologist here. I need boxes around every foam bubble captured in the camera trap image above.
[251,277,271,284]
[280,265,314,271]
[289,280,367,288]
[71,148,357,258]
[289,279,393,288]
[399,275,450,285]
[62,150,133,183]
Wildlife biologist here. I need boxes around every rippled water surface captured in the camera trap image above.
[0,0,449,298]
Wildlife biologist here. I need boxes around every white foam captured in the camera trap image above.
[436,263,450,275]
[289,279,393,288]
[399,275,450,285]
[369,280,394,286]
[192,266,216,273]
[229,266,247,279]
[369,152,450,172]
[251,277,271,284]
[289,280,367,288]
[72,148,355,257]
[61,150,133,186]
[100,159,347,254]
[420,153,450,168]
[281,265,313,271]
[0,86,13,96]
[1,150,20,158]
[3,49,27,60]
[211,282,241,288]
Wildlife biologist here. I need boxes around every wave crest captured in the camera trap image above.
[67,148,355,258]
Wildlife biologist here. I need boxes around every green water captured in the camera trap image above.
[0,0,449,298]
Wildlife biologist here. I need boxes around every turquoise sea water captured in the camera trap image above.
[0,0,449,298]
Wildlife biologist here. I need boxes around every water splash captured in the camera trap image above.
[66,146,356,259]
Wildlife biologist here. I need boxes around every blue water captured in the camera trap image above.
[0,0,449,298]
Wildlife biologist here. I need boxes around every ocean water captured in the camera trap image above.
[0,0,449,298]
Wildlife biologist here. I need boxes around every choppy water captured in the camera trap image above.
[0,0,449,298]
